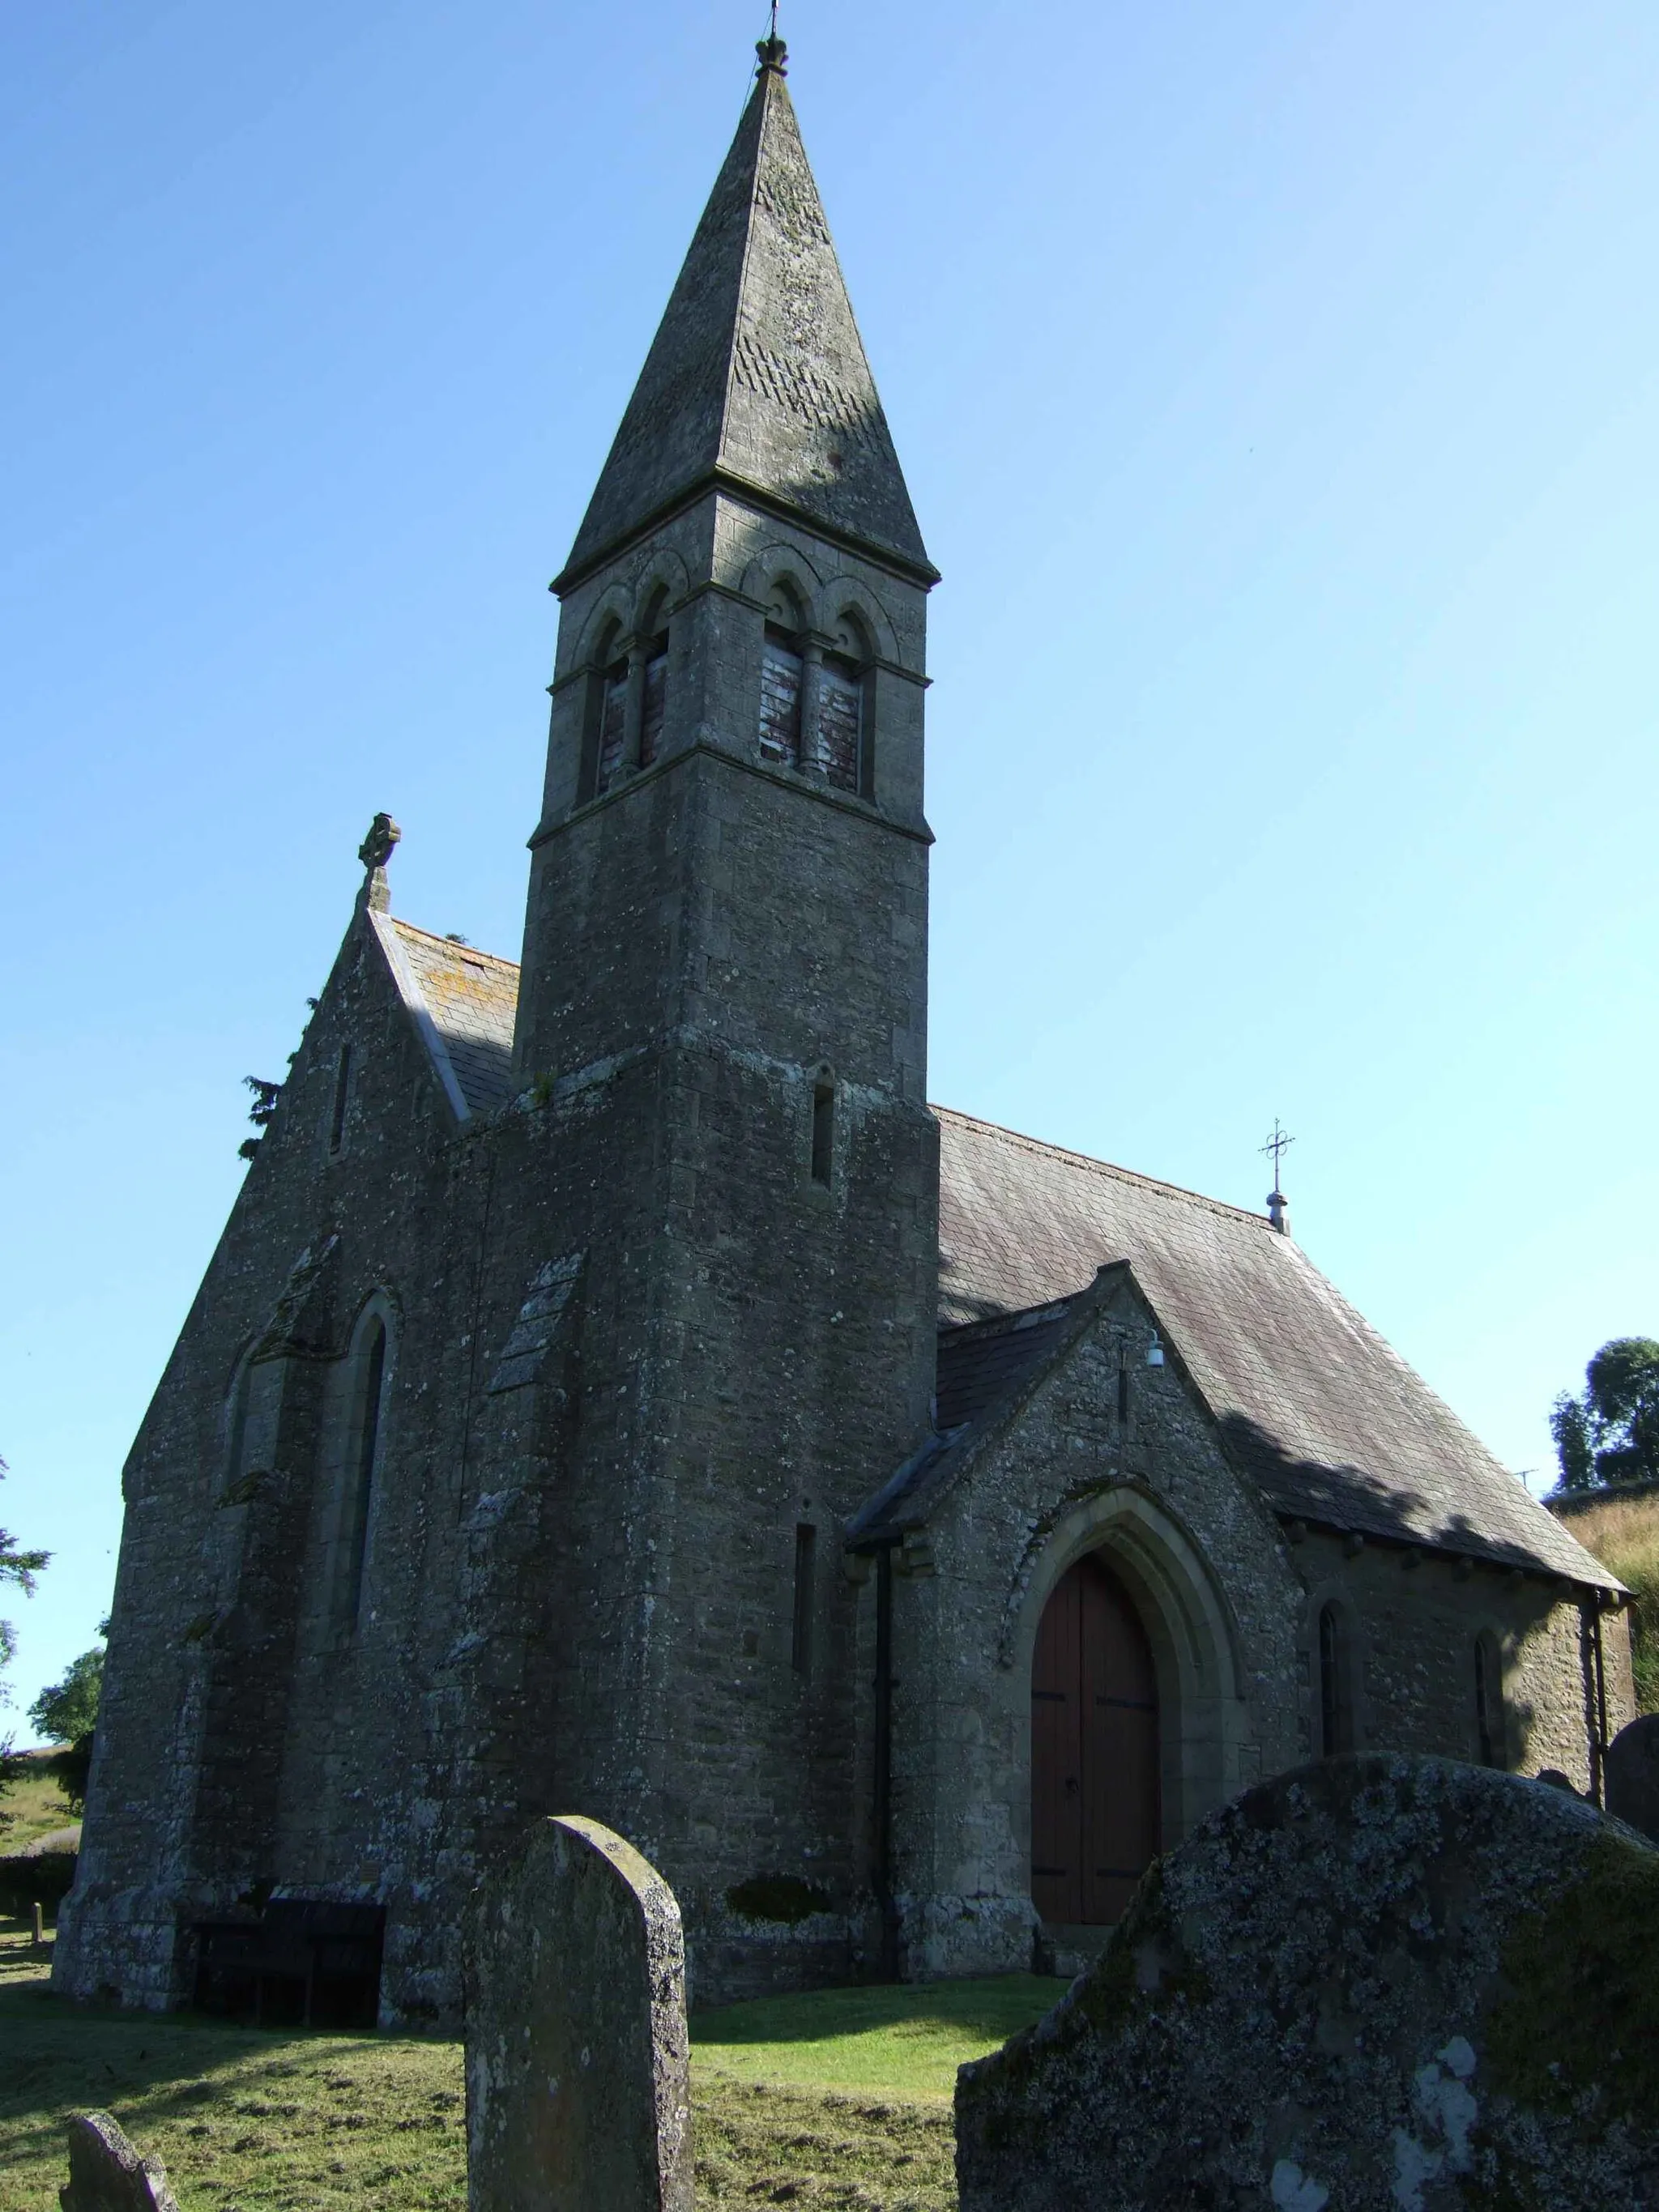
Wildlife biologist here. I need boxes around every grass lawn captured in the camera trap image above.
[0,1920,1062,2212]
[0,1753,81,1855]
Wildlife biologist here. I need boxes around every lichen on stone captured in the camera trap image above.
[1485,1828,1659,2121]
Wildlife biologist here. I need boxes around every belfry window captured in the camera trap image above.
[760,630,804,767]
[640,639,668,768]
[595,652,630,794]
[812,612,871,794]
[1317,1603,1353,1757]
[638,586,670,771]
[759,582,806,768]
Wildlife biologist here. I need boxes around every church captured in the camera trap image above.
[58,36,1631,2026]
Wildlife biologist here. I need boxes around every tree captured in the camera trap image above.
[0,1455,51,1831]
[28,1631,106,1813]
[1551,1338,1659,1492]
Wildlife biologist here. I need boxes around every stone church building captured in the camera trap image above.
[58,38,1631,2024]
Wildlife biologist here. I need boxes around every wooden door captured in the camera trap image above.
[1030,1553,1160,1924]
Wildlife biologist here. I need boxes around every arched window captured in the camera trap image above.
[339,1311,390,1632]
[224,1353,254,1494]
[592,620,630,795]
[814,610,870,794]
[326,1043,353,1157]
[638,587,670,770]
[1475,1631,1506,1768]
[759,584,805,768]
[1317,1603,1354,1757]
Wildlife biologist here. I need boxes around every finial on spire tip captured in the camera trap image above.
[756,6,787,79]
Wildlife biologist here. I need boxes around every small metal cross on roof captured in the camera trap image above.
[1260,1117,1294,1193]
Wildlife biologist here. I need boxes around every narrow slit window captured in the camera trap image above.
[811,1079,835,1187]
[343,1319,387,1630]
[224,1360,252,1492]
[639,640,668,768]
[760,629,804,766]
[1116,1358,1130,1425]
[595,658,629,792]
[328,1045,352,1156]
[1318,1604,1350,1757]
[1475,1634,1504,1767]
[792,1524,817,1674]
[815,655,862,791]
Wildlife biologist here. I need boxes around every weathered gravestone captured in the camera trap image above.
[957,1754,1659,2210]
[59,2112,179,2212]
[466,1814,693,2212]
[1606,1711,1659,1843]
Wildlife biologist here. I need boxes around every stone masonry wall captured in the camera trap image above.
[886,1272,1307,1981]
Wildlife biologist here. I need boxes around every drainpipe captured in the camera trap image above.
[872,1541,899,1981]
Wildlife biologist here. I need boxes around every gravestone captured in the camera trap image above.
[957,1754,1659,2211]
[1605,1711,1659,1843]
[60,2112,179,2212]
[466,1814,692,2212]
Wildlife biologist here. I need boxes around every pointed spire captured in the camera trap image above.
[557,42,934,590]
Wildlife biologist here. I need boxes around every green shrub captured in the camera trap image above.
[0,1848,77,1917]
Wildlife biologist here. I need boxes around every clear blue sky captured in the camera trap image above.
[3,1,1656,1742]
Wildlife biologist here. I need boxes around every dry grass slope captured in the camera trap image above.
[0,1751,82,1853]
[0,1926,1058,2212]
[1560,1492,1659,1713]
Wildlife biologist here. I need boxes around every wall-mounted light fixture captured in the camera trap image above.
[1146,1331,1165,1368]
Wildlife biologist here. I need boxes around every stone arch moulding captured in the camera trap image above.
[626,546,691,629]
[740,542,825,610]
[809,573,899,665]
[569,584,637,673]
[1004,1485,1247,1851]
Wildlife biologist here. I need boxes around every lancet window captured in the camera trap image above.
[339,1307,391,1633]
[760,586,806,767]
[594,625,630,795]
[1474,1631,1505,1767]
[812,611,870,793]
[638,588,670,770]
[810,1072,835,1187]
[1317,1602,1354,1757]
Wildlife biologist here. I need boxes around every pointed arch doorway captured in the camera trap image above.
[1030,1552,1160,1924]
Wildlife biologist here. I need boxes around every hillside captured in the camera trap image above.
[1551,1488,1659,1712]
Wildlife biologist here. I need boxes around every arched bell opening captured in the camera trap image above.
[1029,1550,1159,1926]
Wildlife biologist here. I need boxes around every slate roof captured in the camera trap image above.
[371,915,517,1121]
[368,922,1608,1588]
[932,1109,1614,1588]
[936,1303,1076,1433]
[558,47,933,587]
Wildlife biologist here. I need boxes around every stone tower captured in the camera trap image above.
[504,33,940,1991]
[52,31,1632,2034]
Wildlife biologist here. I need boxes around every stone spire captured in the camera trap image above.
[556,37,934,590]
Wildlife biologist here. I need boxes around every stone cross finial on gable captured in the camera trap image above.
[356,812,402,914]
